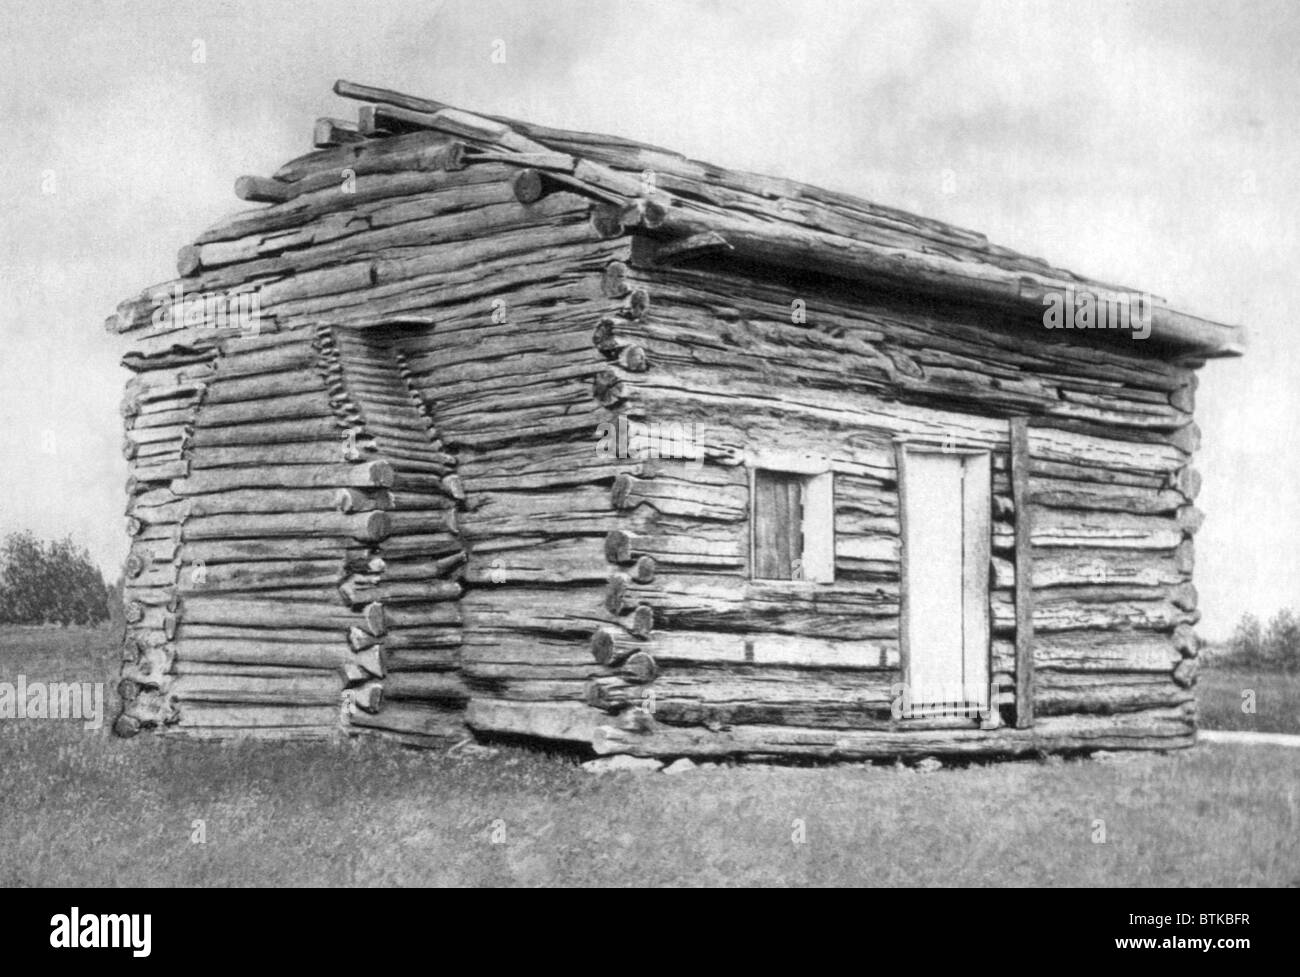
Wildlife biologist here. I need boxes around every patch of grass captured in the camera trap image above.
[2,626,1297,886]
[0,623,122,681]
[1197,665,1300,735]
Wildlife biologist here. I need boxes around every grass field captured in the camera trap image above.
[1,626,1297,886]
[1196,663,1300,735]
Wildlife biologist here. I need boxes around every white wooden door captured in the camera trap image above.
[900,449,990,717]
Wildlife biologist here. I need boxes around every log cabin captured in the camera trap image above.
[106,80,1244,760]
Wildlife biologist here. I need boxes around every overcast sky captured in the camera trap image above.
[0,0,1294,638]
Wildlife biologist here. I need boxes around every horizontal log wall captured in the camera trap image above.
[114,150,613,742]
[477,257,1203,756]
[395,228,642,715]
[119,324,433,737]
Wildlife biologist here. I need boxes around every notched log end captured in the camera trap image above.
[626,288,651,319]
[512,168,546,204]
[592,370,626,407]
[601,261,630,298]
[610,472,636,509]
[592,316,622,357]
[590,203,626,240]
[617,345,649,372]
[590,628,617,665]
[622,651,658,683]
[176,244,202,278]
[112,713,142,738]
[605,573,630,614]
[629,604,654,638]
[351,682,384,714]
[605,529,633,564]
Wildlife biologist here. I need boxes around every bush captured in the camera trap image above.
[1228,613,1264,662]
[1263,609,1300,672]
[0,531,110,626]
[1226,609,1300,673]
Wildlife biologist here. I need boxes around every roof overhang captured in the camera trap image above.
[109,79,1246,360]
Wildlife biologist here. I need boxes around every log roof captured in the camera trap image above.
[110,79,1244,359]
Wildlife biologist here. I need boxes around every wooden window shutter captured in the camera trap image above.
[753,470,804,579]
[751,468,834,582]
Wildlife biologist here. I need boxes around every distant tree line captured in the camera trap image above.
[0,531,111,626]
[1225,609,1300,673]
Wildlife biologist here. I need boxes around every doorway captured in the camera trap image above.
[897,446,991,719]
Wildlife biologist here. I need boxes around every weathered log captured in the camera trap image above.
[512,168,546,204]
[381,603,462,629]
[176,638,354,670]
[314,117,365,148]
[621,651,658,683]
[594,627,897,671]
[602,260,630,298]
[379,643,456,673]
[1178,505,1205,537]
[338,576,460,605]
[176,538,344,565]
[181,510,391,542]
[464,537,608,584]
[1173,657,1199,688]
[1171,465,1201,501]
[120,689,177,727]
[610,574,898,638]
[335,488,395,513]
[1030,509,1182,550]
[170,673,342,705]
[346,700,465,739]
[377,627,462,651]
[383,509,458,536]
[170,661,328,679]
[605,529,634,563]
[172,488,366,517]
[993,590,1195,633]
[1032,671,1193,715]
[179,623,350,645]
[464,698,600,743]
[189,167,506,255]
[351,682,384,713]
[174,704,338,729]
[598,709,1195,757]
[382,671,471,704]
[235,175,293,203]
[112,714,142,738]
[372,532,462,558]
[629,604,655,638]
[175,559,341,592]
[199,391,332,427]
[181,599,385,635]
[1030,477,1185,514]
[1029,547,1189,589]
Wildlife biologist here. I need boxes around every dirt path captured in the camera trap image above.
[1200,729,1300,747]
